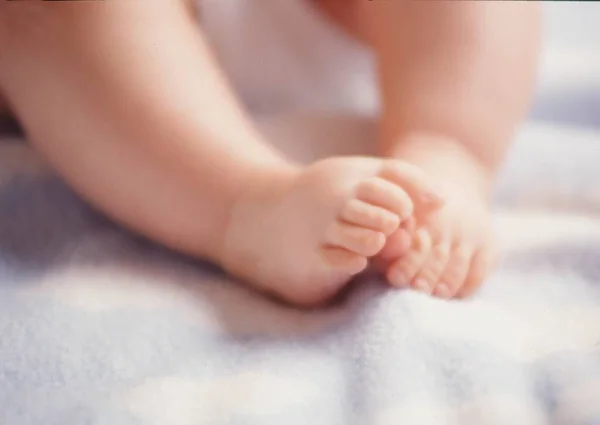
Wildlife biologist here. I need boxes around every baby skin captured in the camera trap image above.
[0,1,540,307]
[223,156,446,305]
[224,135,495,305]
[378,135,496,300]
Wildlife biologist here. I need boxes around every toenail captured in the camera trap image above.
[390,270,409,288]
[435,283,450,299]
[413,278,431,294]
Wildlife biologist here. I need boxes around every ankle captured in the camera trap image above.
[383,132,493,199]
[216,161,301,269]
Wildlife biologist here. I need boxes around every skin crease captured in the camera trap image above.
[0,0,540,306]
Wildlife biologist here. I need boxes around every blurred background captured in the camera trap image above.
[533,2,600,129]
[0,3,597,135]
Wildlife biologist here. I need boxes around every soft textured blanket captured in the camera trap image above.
[1,115,600,425]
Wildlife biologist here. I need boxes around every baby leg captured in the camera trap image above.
[0,0,289,262]
[223,155,443,305]
[349,0,539,297]
[0,2,440,307]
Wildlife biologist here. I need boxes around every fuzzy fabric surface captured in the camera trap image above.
[2,4,600,423]
[1,116,600,425]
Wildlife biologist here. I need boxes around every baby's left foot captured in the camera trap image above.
[378,135,497,299]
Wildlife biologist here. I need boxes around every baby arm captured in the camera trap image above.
[355,0,541,297]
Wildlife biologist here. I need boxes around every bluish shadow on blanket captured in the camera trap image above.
[2,123,600,425]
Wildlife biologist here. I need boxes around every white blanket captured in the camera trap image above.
[2,115,600,425]
[2,3,600,422]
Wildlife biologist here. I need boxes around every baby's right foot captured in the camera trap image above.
[220,156,443,307]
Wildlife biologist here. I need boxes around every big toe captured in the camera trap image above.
[355,177,413,221]
[325,220,386,257]
[339,198,400,236]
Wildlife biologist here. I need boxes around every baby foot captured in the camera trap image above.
[220,156,442,307]
[382,136,497,299]
[386,196,495,298]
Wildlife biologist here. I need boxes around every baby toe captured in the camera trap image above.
[387,228,432,290]
[355,177,413,220]
[326,221,386,257]
[377,218,415,263]
[320,246,369,275]
[340,199,400,236]
[439,244,473,297]
[457,248,495,299]
[414,242,451,298]
[378,159,444,208]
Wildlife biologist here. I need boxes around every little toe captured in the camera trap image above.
[325,221,386,257]
[387,228,432,290]
[414,242,451,298]
[457,248,495,299]
[320,246,368,275]
[355,177,413,220]
[438,244,473,297]
[339,199,400,236]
